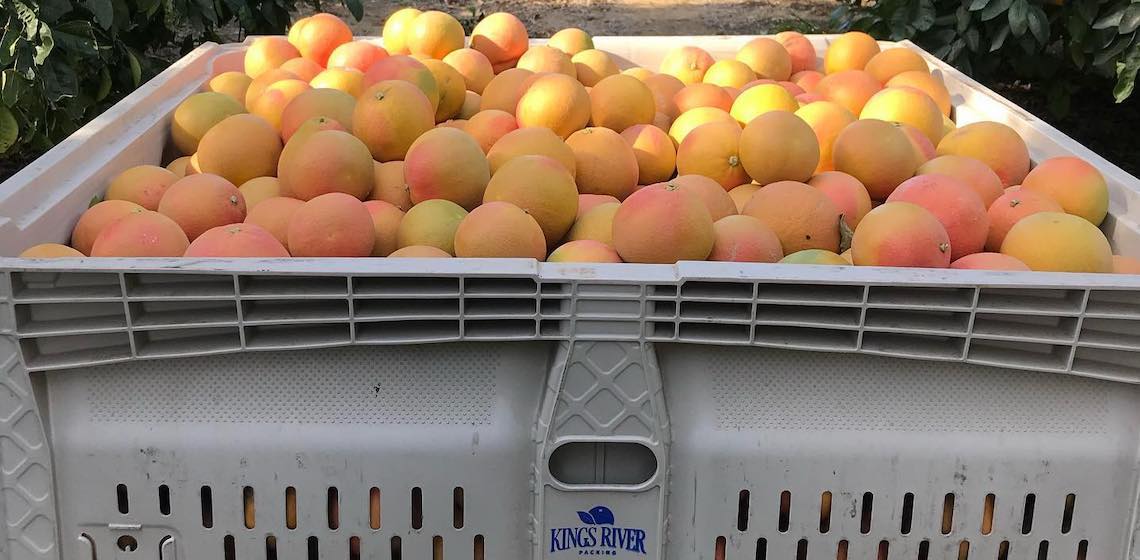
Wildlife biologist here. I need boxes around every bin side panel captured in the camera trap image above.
[662,344,1140,560]
[46,343,549,560]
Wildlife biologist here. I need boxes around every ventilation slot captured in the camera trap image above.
[433,536,443,560]
[244,486,255,529]
[116,484,129,514]
[391,537,402,560]
[860,492,873,534]
[998,541,1010,560]
[836,539,847,560]
[877,540,889,560]
[159,484,171,516]
[370,487,381,530]
[266,535,277,560]
[1061,494,1075,534]
[159,535,173,559]
[453,487,464,529]
[1023,494,1036,535]
[900,493,914,535]
[819,491,831,533]
[737,490,750,531]
[1077,540,1088,560]
[1037,541,1049,560]
[308,536,319,560]
[942,493,956,534]
[917,540,930,560]
[328,487,339,530]
[796,538,808,560]
[475,535,485,560]
[715,536,726,560]
[223,535,235,560]
[286,487,297,530]
[959,540,970,560]
[982,494,995,535]
[201,486,214,528]
[779,491,791,532]
[412,487,423,530]
[756,538,767,560]
[350,536,360,560]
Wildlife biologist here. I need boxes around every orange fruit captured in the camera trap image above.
[738,111,819,185]
[406,10,464,59]
[860,86,944,145]
[71,200,146,255]
[293,13,352,66]
[310,68,366,97]
[487,127,576,176]
[776,31,817,74]
[832,119,919,200]
[157,173,246,240]
[381,7,422,55]
[404,127,490,209]
[730,83,798,125]
[443,48,495,93]
[91,211,190,257]
[824,31,880,74]
[517,45,576,76]
[743,180,841,254]
[864,48,928,85]
[675,120,748,190]
[170,92,246,155]
[659,46,715,85]
[703,59,756,89]
[484,154,579,243]
[516,73,591,138]
[573,49,620,86]
[887,70,952,116]
[566,127,639,199]
[589,74,655,132]
[288,193,375,256]
[196,114,283,186]
[620,124,677,185]
[479,67,534,114]
[327,41,388,72]
[936,121,1030,186]
[794,100,856,173]
[1000,212,1112,272]
[245,37,300,78]
[548,28,594,56]
[454,202,547,259]
[613,182,715,262]
[1020,156,1109,225]
[736,37,792,81]
[470,12,529,71]
[353,80,435,162]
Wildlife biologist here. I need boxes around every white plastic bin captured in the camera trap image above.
[0,36,1138,560]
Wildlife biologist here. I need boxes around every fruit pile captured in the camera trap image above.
[16,10,1140,273]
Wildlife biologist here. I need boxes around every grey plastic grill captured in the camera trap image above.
[6,268,1140,385]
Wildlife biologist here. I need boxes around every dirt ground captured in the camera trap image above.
[304,0,833,37]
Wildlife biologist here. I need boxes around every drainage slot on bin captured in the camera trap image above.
[549,441,656,486]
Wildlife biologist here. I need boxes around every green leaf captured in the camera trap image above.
[84,0,114,29]
[965,26,981,52]
[1,69,25,106]
[1094,31,1136,65]
[1008,0,1028,36]
[980,0,1013,22]
[1027,5,1049,44]
[1068,14,1090,42]
[39,0,73,23]
[1093,2,1127,29]
[1121,4,1140,34]
[126,48,141,87]
[33,24,53,65]
[1076,0,1100,23]
[41,58,78,102]
[956,5,971,32]
[968,0,990,12]
[990,23,1011,50]
[94,66,111,101]
[0,106,18,154]
[343,0,363,21]
[1114,42,1140,101]
[13,0,39,40]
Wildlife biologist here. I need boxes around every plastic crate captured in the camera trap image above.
[0,36,1139,560]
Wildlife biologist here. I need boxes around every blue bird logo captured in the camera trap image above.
[577,505,615,525]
